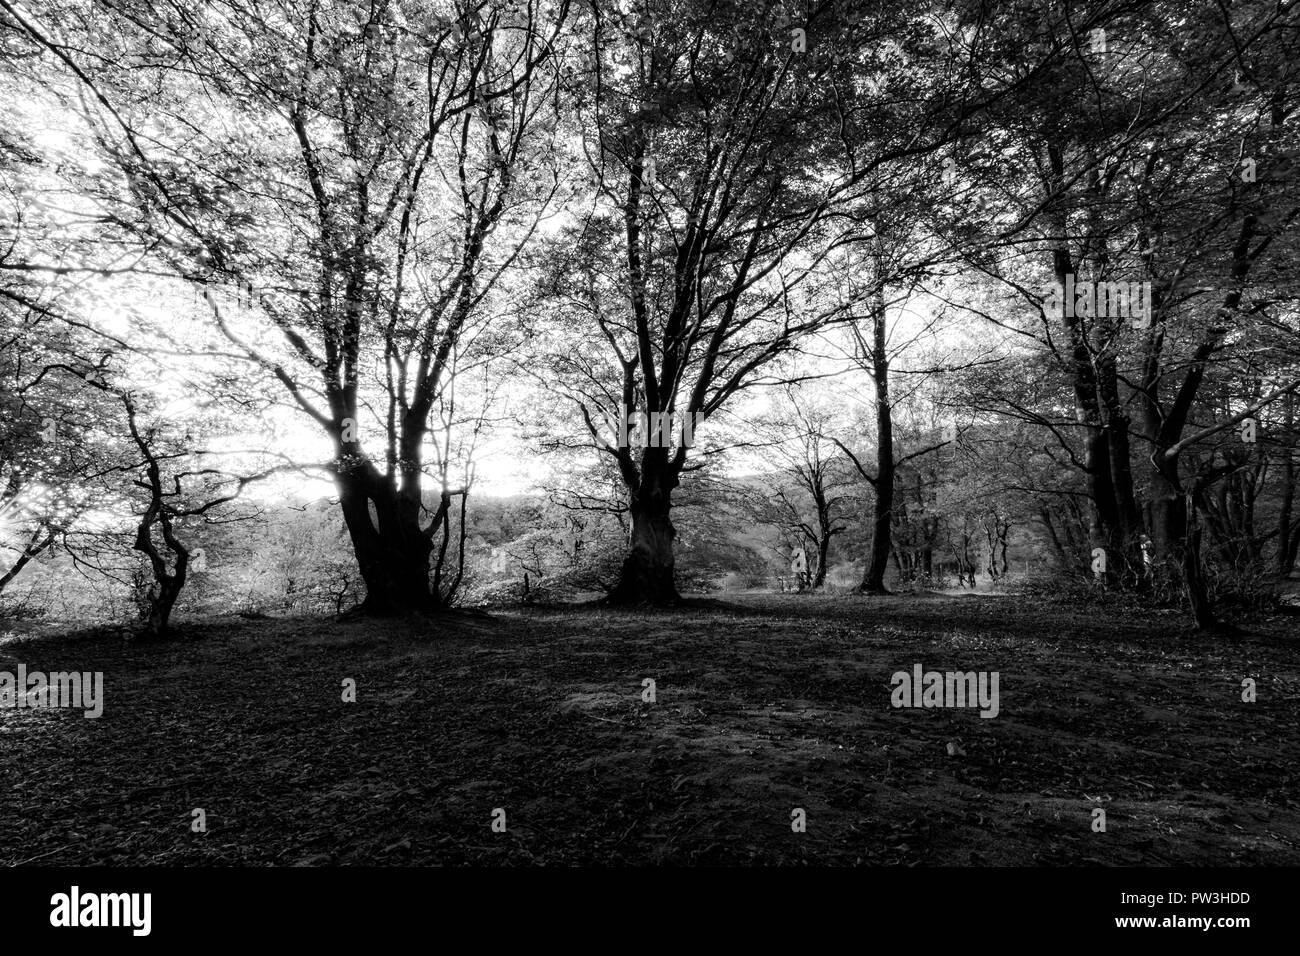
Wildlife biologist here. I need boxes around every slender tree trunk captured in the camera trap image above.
[132,504,189,640]
[962,531,976,587]
[862,474,894,593]
[860,289,893,595]
[1183,525,1215,630]
[0,528,56,598]
[124,394,191,640]
[813,533,830,589]
[1046,150,1133,574]
[1279,392,1297,576]
[141,568,186,637]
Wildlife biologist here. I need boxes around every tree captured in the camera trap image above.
[5,0,571,614]
[538,0,1050,604]
[942,0,1300,626]
[752,385,855,589]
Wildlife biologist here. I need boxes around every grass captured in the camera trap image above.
[1,591,1297,865]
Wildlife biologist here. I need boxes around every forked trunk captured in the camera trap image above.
[337,474,438,615]
[133,505,188,641]
[140,572,185,639]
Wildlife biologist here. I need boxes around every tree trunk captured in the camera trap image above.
[1038,506,1068,570]
[812,533,830,589]
[1183,525,1216,631]
[0,528,55,598]
[141,570,186,638]
[1279,391,1297,576]
[337,474,436,615]
[1146,452,1189,598]
[1045,151,1135,574]
[609,454,680,605]
[133,508,188,641]
[860,288,894,595]
[862,470,894,594]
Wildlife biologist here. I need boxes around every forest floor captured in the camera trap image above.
[1,591,1298,866]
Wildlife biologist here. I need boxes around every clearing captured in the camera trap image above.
[1,592,1296,865]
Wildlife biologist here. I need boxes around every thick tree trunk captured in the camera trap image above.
[354,547,434,614]
[337,475,436,615]
[609,455,681,605]
[1084,427,1128,572]
[609,501,679,604]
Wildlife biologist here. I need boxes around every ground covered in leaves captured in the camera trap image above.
[1,592,1297,865]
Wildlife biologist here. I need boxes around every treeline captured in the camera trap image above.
[0,0,1297,635]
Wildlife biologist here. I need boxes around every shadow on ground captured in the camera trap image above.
[1,593,1296,865]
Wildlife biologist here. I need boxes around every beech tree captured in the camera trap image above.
[943,0,1300,626]
[537,0,1058,604]
[4,0,571,614]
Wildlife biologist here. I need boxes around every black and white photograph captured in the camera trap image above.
[0,0,1294,939]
